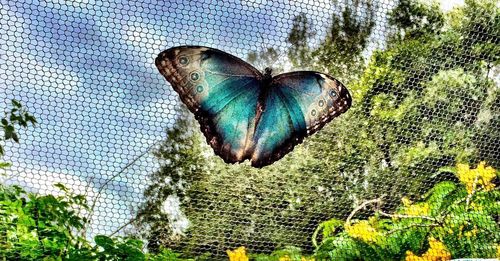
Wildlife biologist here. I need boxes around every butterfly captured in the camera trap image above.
[156,46,351,168]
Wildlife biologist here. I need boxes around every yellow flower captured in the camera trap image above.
[404,203,431,216]
[470,202,484,211]
[279,256,291,261]
[401,197,430,217]
[227,246,249,261]
[497,244,500,258]
[301,257,315,261]
[405,251,424,261]
[405,238,451,261]
[402,197,412,207]
[345,220,381,243]
[456,162,496,194]
[427,238,451,260]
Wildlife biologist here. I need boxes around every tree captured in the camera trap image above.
[134,106,211,253]
[298,0,499,217]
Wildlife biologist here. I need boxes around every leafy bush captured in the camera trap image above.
[0,100,194,260]
[313,162,500,260]
[0,179,211,260]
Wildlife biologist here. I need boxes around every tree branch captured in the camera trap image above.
[377,210,438,222]
[110,217,138,237]
[81,143,158,235]
[346,198,383,225]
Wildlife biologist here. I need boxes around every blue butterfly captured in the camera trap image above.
[156,46,351,168]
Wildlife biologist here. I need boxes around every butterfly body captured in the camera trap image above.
[156,46,351,167]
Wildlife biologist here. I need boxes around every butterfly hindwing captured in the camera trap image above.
[156,46,263,163]
[251,72,352,167]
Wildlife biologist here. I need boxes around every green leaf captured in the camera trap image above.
[11,99,22,108]
[12,132,19,143]
[0,161,12,168]
[4,125,14,139]
[53,183,69,193]
[1,118,7,126]
[423,181,458,213]
[316,235,363,260]
[432,166,456,178]
[94,235,114,249]
[26,115,37,124]
[312,218,344,248]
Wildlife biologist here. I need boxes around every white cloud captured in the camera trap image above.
[3,166,96,198]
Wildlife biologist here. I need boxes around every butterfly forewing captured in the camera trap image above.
[156,46,263,163]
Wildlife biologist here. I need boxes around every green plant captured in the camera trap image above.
[0,182,89,260]
[1,99,36,170]
[313,162,500,260]
[0,100,197,261]
[0,180,204,260]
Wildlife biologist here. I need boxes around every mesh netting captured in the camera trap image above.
[1,0,499,259]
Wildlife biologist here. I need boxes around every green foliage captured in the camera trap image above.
[0,101,199,261]
[304,0,499,211]
[314,162,500,260]
[133,106,211,253]
[0,182,89,260]
[1,99,37,171]
[252,246,314,261]
[287,12,316,69]
[0,181,203,260]
[388,0,444,40]
[291,2,375,81]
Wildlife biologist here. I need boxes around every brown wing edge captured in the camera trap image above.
[251,73,352,168]
[155,46,262,166]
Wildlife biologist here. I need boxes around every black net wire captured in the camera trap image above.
[1,0,499,259]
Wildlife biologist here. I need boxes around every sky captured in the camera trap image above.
[0,0,465,238]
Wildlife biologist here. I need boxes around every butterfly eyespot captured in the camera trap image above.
[196,85,204,93]
[178,56,189,65]
[190,72,200,81]
[329,89,338,99]
[311,109,317,116]
[318,100,325,107]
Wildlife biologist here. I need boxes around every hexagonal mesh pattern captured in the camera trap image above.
[1,0,499,259]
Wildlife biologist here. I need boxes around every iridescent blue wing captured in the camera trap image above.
[250,71,351,167]
[156,46,263,164]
